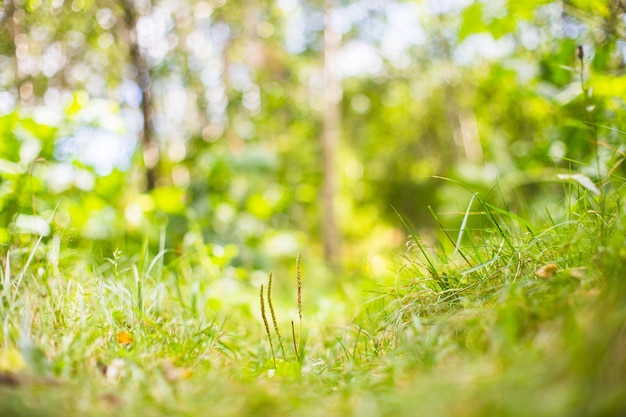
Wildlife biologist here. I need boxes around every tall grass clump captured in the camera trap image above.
[366,146,626,414]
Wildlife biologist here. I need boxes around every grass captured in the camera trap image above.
[1,172,626,417]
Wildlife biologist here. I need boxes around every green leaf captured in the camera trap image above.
[459,3,485,41]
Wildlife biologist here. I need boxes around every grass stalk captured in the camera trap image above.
[259,284,276,368]
[291,320,299,362]
[296,253,303,355]
[267,272,286,358]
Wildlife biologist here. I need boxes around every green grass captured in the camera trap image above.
[1,175,626,417]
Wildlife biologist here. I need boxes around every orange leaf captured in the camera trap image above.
[117,331,133,345]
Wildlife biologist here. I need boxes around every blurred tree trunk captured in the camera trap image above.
[2,1,16,66]
[3,0,28,104]
[321,3,341,268]
[221,28,242,153]
[121,0,159,190]
[433,14,483,165]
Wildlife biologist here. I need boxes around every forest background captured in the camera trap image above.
[1,0,626,415]
[3,0,624,276]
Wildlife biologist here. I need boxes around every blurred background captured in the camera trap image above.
[0,0,624,283]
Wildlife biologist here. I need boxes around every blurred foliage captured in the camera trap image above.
[0,0,625,275]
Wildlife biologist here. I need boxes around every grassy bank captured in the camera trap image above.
[1,177,625,417]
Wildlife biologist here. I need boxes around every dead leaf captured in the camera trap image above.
[535,263,558,279]
[99,393,123,408]
[116,331,133,345]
